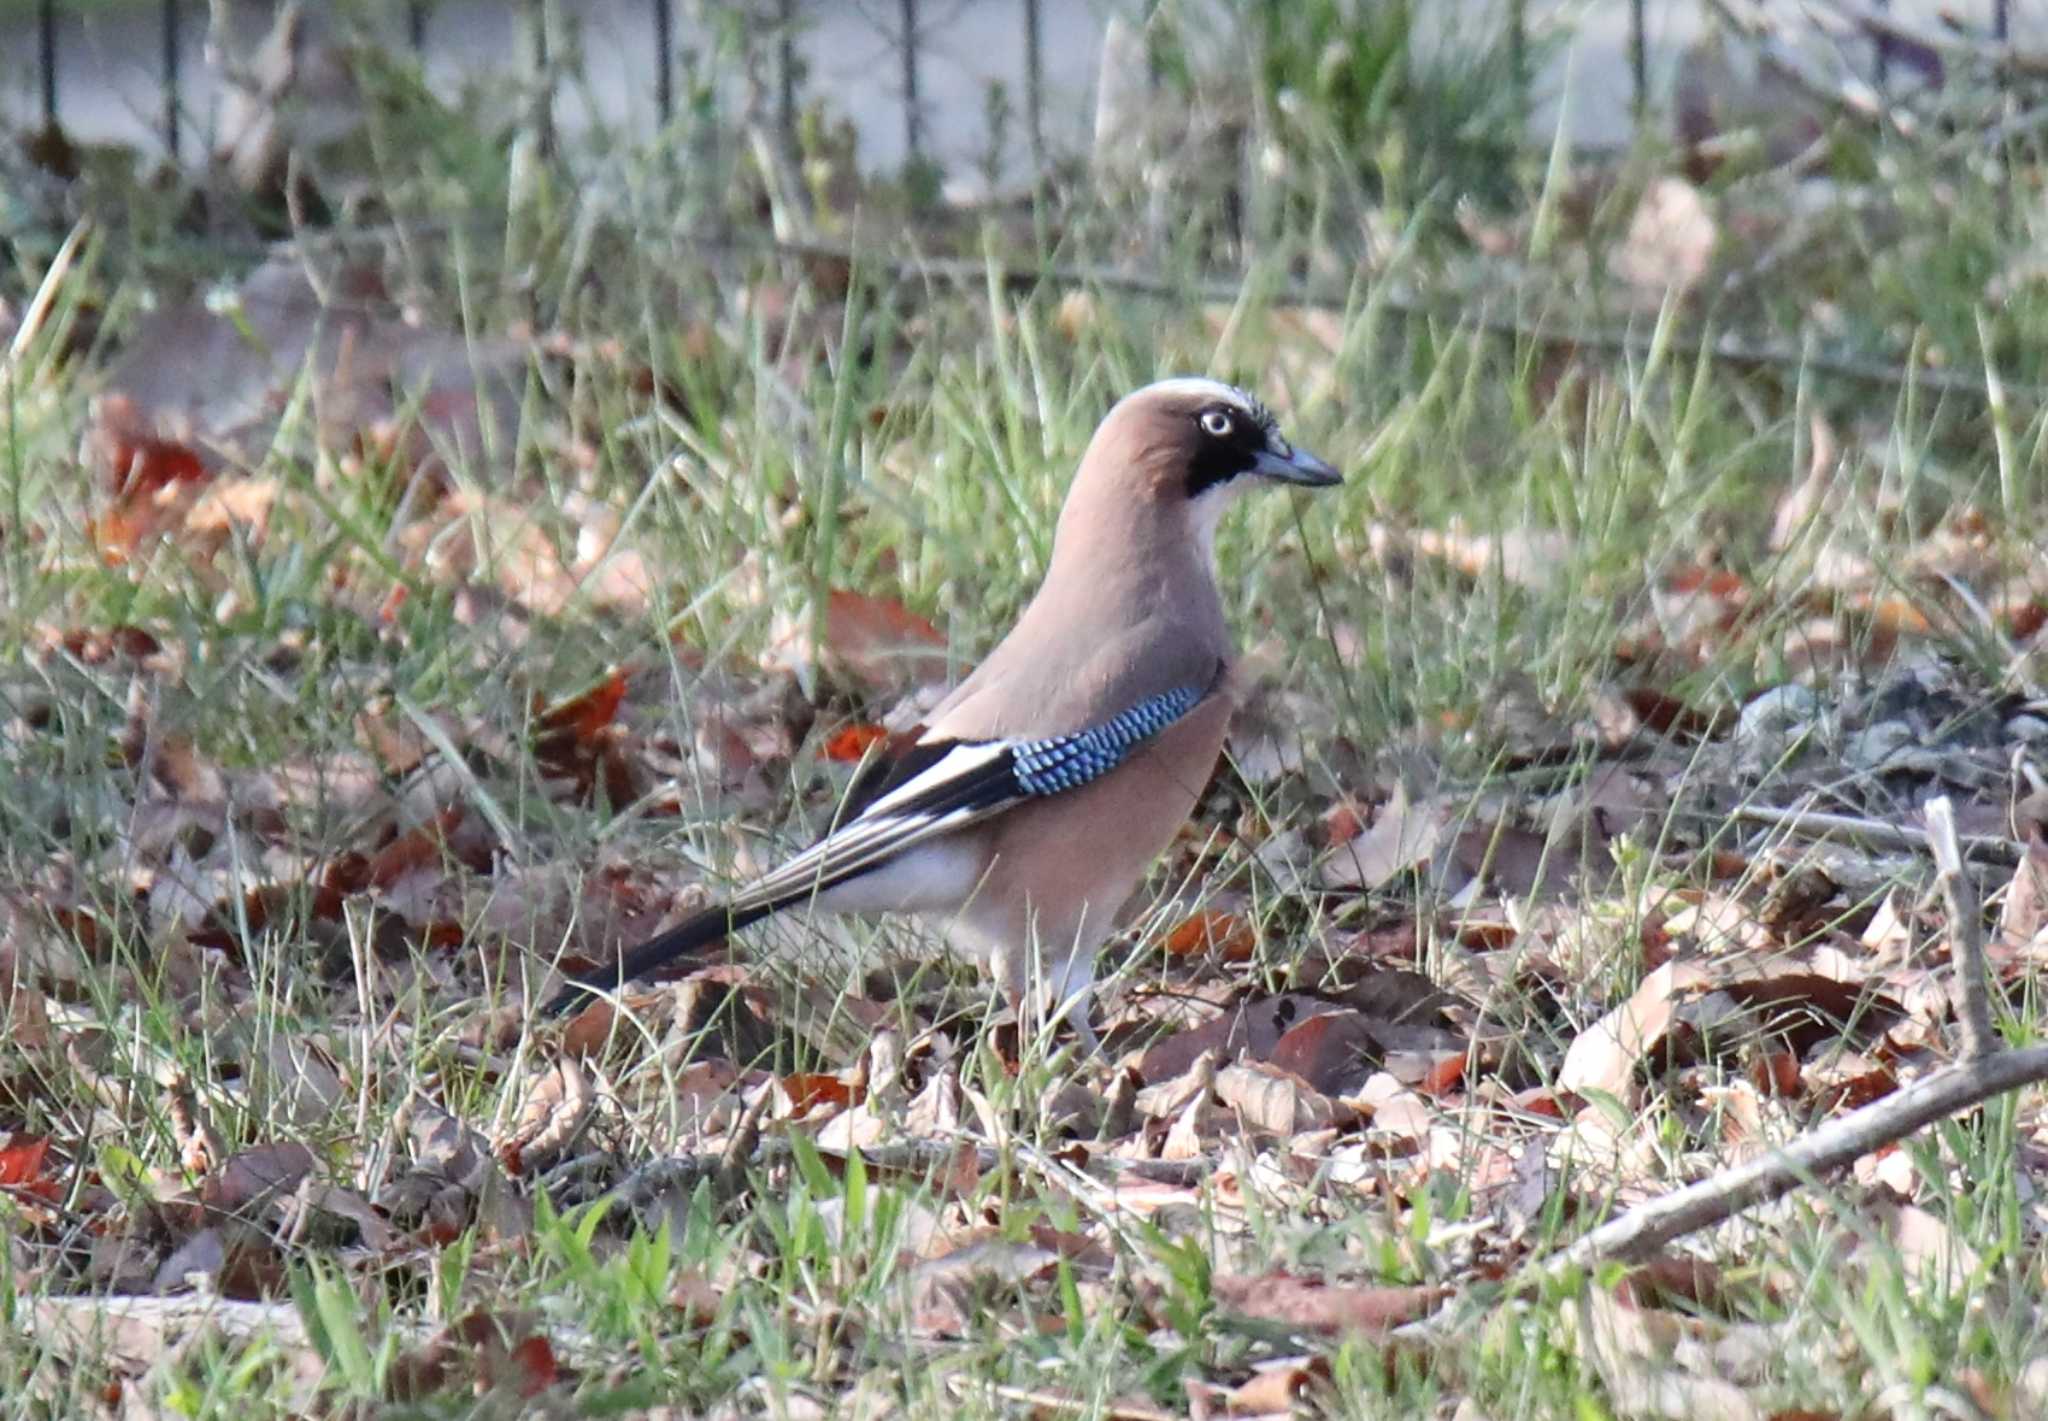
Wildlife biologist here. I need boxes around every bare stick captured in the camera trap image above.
[1,218,90,378]
[1926,796,1999,1058]
[1711,801,2022,863]
[1704,0,1919,138]
[1815,0,2048,81]
[1544,1044,2048,1271]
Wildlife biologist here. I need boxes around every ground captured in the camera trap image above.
[5,6,2048,1418]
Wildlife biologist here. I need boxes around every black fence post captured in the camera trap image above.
[529,0,555,156]
[901,0,921,162]
[778,0,798,138]
[410,1,428,51]
[1509,0,1528,125]
[162,0,181,160]
[1629,0,1646,123]
[1024,0,1044,182]
[39,0,57,128]
[653,0,674,123]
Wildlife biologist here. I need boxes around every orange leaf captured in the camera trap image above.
[503,1335,558,1398]
[366,807,463,890]
[2005,601,2047,641]
[1416,1051,1467,1097]
[822,723,891,762]
[779,1073,854,1115]
[0,1135,55,1197]
[1322,799,1365,844]
[1750,1050,1802,1098]
[1865,595,1932,635]
[1162,911,1258,961]
[537,671,628,742]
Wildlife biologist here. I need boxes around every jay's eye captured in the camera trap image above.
[1199,409,1235,438]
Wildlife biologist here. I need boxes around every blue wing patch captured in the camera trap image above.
[1010,684,1206,796]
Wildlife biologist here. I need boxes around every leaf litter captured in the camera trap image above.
[13,179,2048,1421]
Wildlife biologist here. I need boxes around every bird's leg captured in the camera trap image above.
[1047,950,1102,1056]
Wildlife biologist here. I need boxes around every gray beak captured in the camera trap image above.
[1251,441,1342,488]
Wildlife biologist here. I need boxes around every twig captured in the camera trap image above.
[1534,796,2029,1274]
[1542,1044,2048,1270]
[1814,0,2048,81]
[714,1082,774,1196]
[1705,0,1920,137]
[1925,796,1999,1057]
[1711,801,2023,863]
[1,217,90,379]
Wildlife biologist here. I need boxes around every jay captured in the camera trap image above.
[547,378,1341,1046]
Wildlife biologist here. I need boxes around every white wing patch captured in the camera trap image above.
[727,740,1018,913]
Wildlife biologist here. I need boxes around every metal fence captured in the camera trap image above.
[19,1,1081,184]
[8,2,2042,181]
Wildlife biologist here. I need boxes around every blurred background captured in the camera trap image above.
[10,2,2038,205]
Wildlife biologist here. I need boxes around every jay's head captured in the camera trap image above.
[1081,378,1342,526]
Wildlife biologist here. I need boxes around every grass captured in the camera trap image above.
[7,4,2048,1417]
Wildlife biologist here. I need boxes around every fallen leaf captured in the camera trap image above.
[1211,1274,1445,1336]
[1162,911,1258,962]
[200,1142,317,1216]
[1321,785,1454,890]
[821,722,892,762]
[1212,1061,1341,1134]
[772,589,950,691]
[0,1134,57,1199]
[1612,176,1717,295]
[1557,960,1713,1099]
[496,1059,596,1178]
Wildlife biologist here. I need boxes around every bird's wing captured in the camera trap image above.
[544,680,1221,1016]
[729,679,1215,914]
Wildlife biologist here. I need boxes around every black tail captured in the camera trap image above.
[542,900,779,1016]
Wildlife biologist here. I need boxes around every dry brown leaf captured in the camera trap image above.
[200,1142,317,1217]
[770,588,951,691]
[1612,177,1718,296]
[1568,1290,1764,1421]
[1558,960,1713,1100]
[1212,1061,1342,1134]
[1161,1087,1237,1161]
[1162,911,1259,962]
[1266,1010,1381,1098]
[497,1059,596,1177]
[1996,819,2048,958]
[1408,521,1574,592]
[1349,1072,1433,1143]
[1210,1273,1445,1336]
[1136,996,1352,1084]
[1321,784,1454,890]
[1224,1356,1331,1413]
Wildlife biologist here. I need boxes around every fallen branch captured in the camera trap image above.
[1926,795,1999,1058]
[1705,0,1921,138]
[1717,801,2023,863]
[1814,0,2048,81]
[1535,797,2034,1273]
[1,217,90,380]
[1545,1043,2048,1271]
